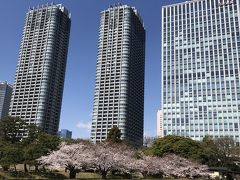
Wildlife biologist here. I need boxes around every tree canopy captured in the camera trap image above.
[0,116,26,143]
[0,116,61,172]
[145,135,240,173]
[39,141,209,179]
[106,126,122,143]
[146,135,202,160]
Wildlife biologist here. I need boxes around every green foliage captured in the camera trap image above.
[146,135,240,172]
[210,137,240,171]
[147,135,202,160]
[0,117,26,170]
[198,137,219,166]
[0,141,24,169]
[37,133,60,152]
[0,116,27,143]
[22,124,42,144]
[0,116,61,171]
[106,126,122,143]
[61,138,90,145]
[23,131,60,168]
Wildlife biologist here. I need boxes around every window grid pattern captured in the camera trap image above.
[9,4,71,135]
[0,82,12,119]
[91,5,145,146]
[162,0,240,143]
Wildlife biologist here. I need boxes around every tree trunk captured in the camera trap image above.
[24,164,28,172]
[69,168,76,179]
[142,172,148,179]
[35,165,39,172]
[123,172,132,179]
[42,165,46,172]
[101,171,107,179]
[2,165,9,171]
[14,164,17,171]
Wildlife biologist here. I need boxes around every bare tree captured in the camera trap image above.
[214,137,235,167]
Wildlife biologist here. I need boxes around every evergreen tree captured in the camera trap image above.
[106,126,122,143]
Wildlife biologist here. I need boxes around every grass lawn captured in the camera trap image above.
[0,171,103,179]
[0,171,68,179]
[58,171,101,179]
[0,169,208,179]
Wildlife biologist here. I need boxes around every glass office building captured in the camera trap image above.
[9,4,71,135]
[58,129,72,139]
[91,5,145,146]
[162,0,240,143]
[0,81,12,119]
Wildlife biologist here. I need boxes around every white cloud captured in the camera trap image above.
[76,121,91,132]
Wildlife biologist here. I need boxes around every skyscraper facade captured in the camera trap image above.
[9,4,71,135]
[157,110,163,137]
[91,5,145,146]
[58,129,72,139]
[162,0,240,144]
[0,81,12,119]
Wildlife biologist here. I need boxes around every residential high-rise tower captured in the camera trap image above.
[0,81,12,119]
[91,5,145,146]
[162,0,240,144]
[9,4,71,135]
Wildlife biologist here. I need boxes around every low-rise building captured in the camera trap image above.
[58,129,72,139]
[157,110,163,138]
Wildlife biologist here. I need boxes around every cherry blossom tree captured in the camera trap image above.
[88,142,136,179]
[128,155,163,178]
[128,153,209,179]
[39,142,209,179]
[158,154,209,178]
[38,141,92,178]
[38,142,135,179]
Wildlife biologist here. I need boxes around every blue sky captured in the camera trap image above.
[0,0,182,139]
